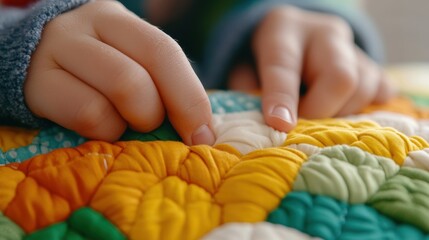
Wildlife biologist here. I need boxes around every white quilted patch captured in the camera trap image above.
[212,111,287,154]
[202,222,319,240]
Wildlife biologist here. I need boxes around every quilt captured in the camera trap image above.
[1,64,429,240]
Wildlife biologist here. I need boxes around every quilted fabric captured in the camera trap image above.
[2,68,429,239]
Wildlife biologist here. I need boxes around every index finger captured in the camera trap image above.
[253,8,306,132]
[92,2,214,145]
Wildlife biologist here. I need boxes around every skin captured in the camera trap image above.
[25,0,214,145]
[228,6,394,132]
[24,1,394,145]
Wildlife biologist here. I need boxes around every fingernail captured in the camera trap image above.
[270,105,293,123]
[191,124,215,145]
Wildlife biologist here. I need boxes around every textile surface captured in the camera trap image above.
[1,65,429,240]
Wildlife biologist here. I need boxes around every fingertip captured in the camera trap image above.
[72,100,128,142]
[167,92,215,146]
[77,120,127,142]
[265,104,296,132]
[128,108,166,133]
[191,124,216,146]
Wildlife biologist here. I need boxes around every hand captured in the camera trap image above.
[24,0,215,145]
[228,6,395,132]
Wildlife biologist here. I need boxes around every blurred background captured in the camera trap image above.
[364,0,429,64]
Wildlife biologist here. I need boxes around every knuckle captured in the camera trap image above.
[91,0,131,24]
[146,31,185,69]
[259,6,303,32]
[271,6,302,20]
[266,51,301,71]
[261,51,301,83]
[45,16,72,36]
[319,15,352,38]
[172,95,211,120]
[330,67,358,92]
[93,0,126,14]
[265,91,297,106]
[268,64,301,86]
[186,95,211,115]
[152,31,183,58]
[108,65,146,100]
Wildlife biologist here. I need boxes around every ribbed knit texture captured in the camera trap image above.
[0,0,90,127]
[0,0,382,127]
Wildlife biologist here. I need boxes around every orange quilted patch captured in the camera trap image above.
[2,142,121,232]
[361,97,429,119]
[0,141,306,239]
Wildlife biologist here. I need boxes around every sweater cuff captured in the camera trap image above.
[199,0,383,89]
[0,0,90,127]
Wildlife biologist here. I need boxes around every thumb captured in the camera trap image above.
[166,88,215,146]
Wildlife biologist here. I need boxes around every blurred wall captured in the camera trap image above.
[364,0,429,64]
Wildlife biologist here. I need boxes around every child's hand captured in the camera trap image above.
[24,0,214,145]
[228,6,395,132]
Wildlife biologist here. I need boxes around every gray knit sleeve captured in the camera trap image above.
[0,0,90,127]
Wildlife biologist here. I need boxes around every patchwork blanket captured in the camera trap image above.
[1,65,429,240]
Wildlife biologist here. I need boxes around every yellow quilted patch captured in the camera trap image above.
[0,140,306,239]
[0,167,25,211]
[0,127,38,152]
[285,119,429,164]
[3,86,429,239]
